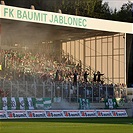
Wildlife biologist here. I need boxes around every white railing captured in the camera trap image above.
[0,80,127,103]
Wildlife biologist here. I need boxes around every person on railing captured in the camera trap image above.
[73,70,78,86]
[84,71,89,82]
[55,69,60,81]
[93,71,97,82]
[97,71,104,82]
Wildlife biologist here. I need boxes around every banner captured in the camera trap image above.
[79,98,90,109]
[46,110,64,118]
[27,110,46,118]
[2,97,8,110]
[11,97,17,110]
[43,98,52,109]
[7,110,27,119]
[36,98,44,109]
[0,110,7,119]
[80,110,97,117]
[0,5,87,29]
[0,97,52,110]
[0,5,132,34]
[36,98,51,110]
[0,109,128,119]
[111,110,128,117]
[19,97,25,110]
[104,98,118,109]
[63,110,81,118]
[96,110,112,117]
[25,97,35,110]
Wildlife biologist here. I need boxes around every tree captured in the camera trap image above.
[3,0,111,17]
[58,0,112,18]
[4,0,32,8]
[115,1,132,22]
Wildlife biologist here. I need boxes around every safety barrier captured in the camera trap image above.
[0,109,128,119]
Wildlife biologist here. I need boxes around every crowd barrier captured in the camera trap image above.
[0,109,128,119]
[0,80,117,103]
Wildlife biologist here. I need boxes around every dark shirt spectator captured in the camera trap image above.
[93,72,97,82]
[97,71,104,82]
[84,71,89,82]
[73,70,78,85]
[55,70,60,81]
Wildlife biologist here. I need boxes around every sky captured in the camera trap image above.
[103,0,133,10]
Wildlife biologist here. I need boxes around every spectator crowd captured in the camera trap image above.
[0,49,127,100]
[0,49,104,84]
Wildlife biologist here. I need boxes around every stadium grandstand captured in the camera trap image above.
[0,1,133,117]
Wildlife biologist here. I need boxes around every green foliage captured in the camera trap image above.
[113,1,132,22]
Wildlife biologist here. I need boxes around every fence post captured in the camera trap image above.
[10,81,12,97]
[34,81,37,98]
[61,82,63,101]
[77,83,79,103]
[99,85,100,103]
[26,81,28,98]
[106,85,108,99]
[51,82,53,102]
[2,79,5,92]
[43,82,45,98]
[85,84,86,99]
[92,86,93,103]
[53,82,55,98]
[17,81,19,97]
[69,83,71,103]
[113,85,115,98]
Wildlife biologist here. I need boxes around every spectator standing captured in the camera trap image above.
[55,70,60,81]
[97,71,104,83]
[97,71,101,82]
[73,70,78,86]
[93,72,97,82]
[84,71,89,82]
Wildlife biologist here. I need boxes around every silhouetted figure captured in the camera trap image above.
[97,71,101,82]
[84,71,89,82]
[55,70,59,81]
[73,70,78,86]
[93,72,97,82]
[97,71,104,82]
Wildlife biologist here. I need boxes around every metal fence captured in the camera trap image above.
[0,80,127,103]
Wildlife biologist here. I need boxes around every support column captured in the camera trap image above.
[112,36,114,83]
[83,39,86,70]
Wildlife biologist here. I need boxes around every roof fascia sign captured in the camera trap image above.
[0,5,132,34]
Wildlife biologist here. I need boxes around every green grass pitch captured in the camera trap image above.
[0,118,133,133]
